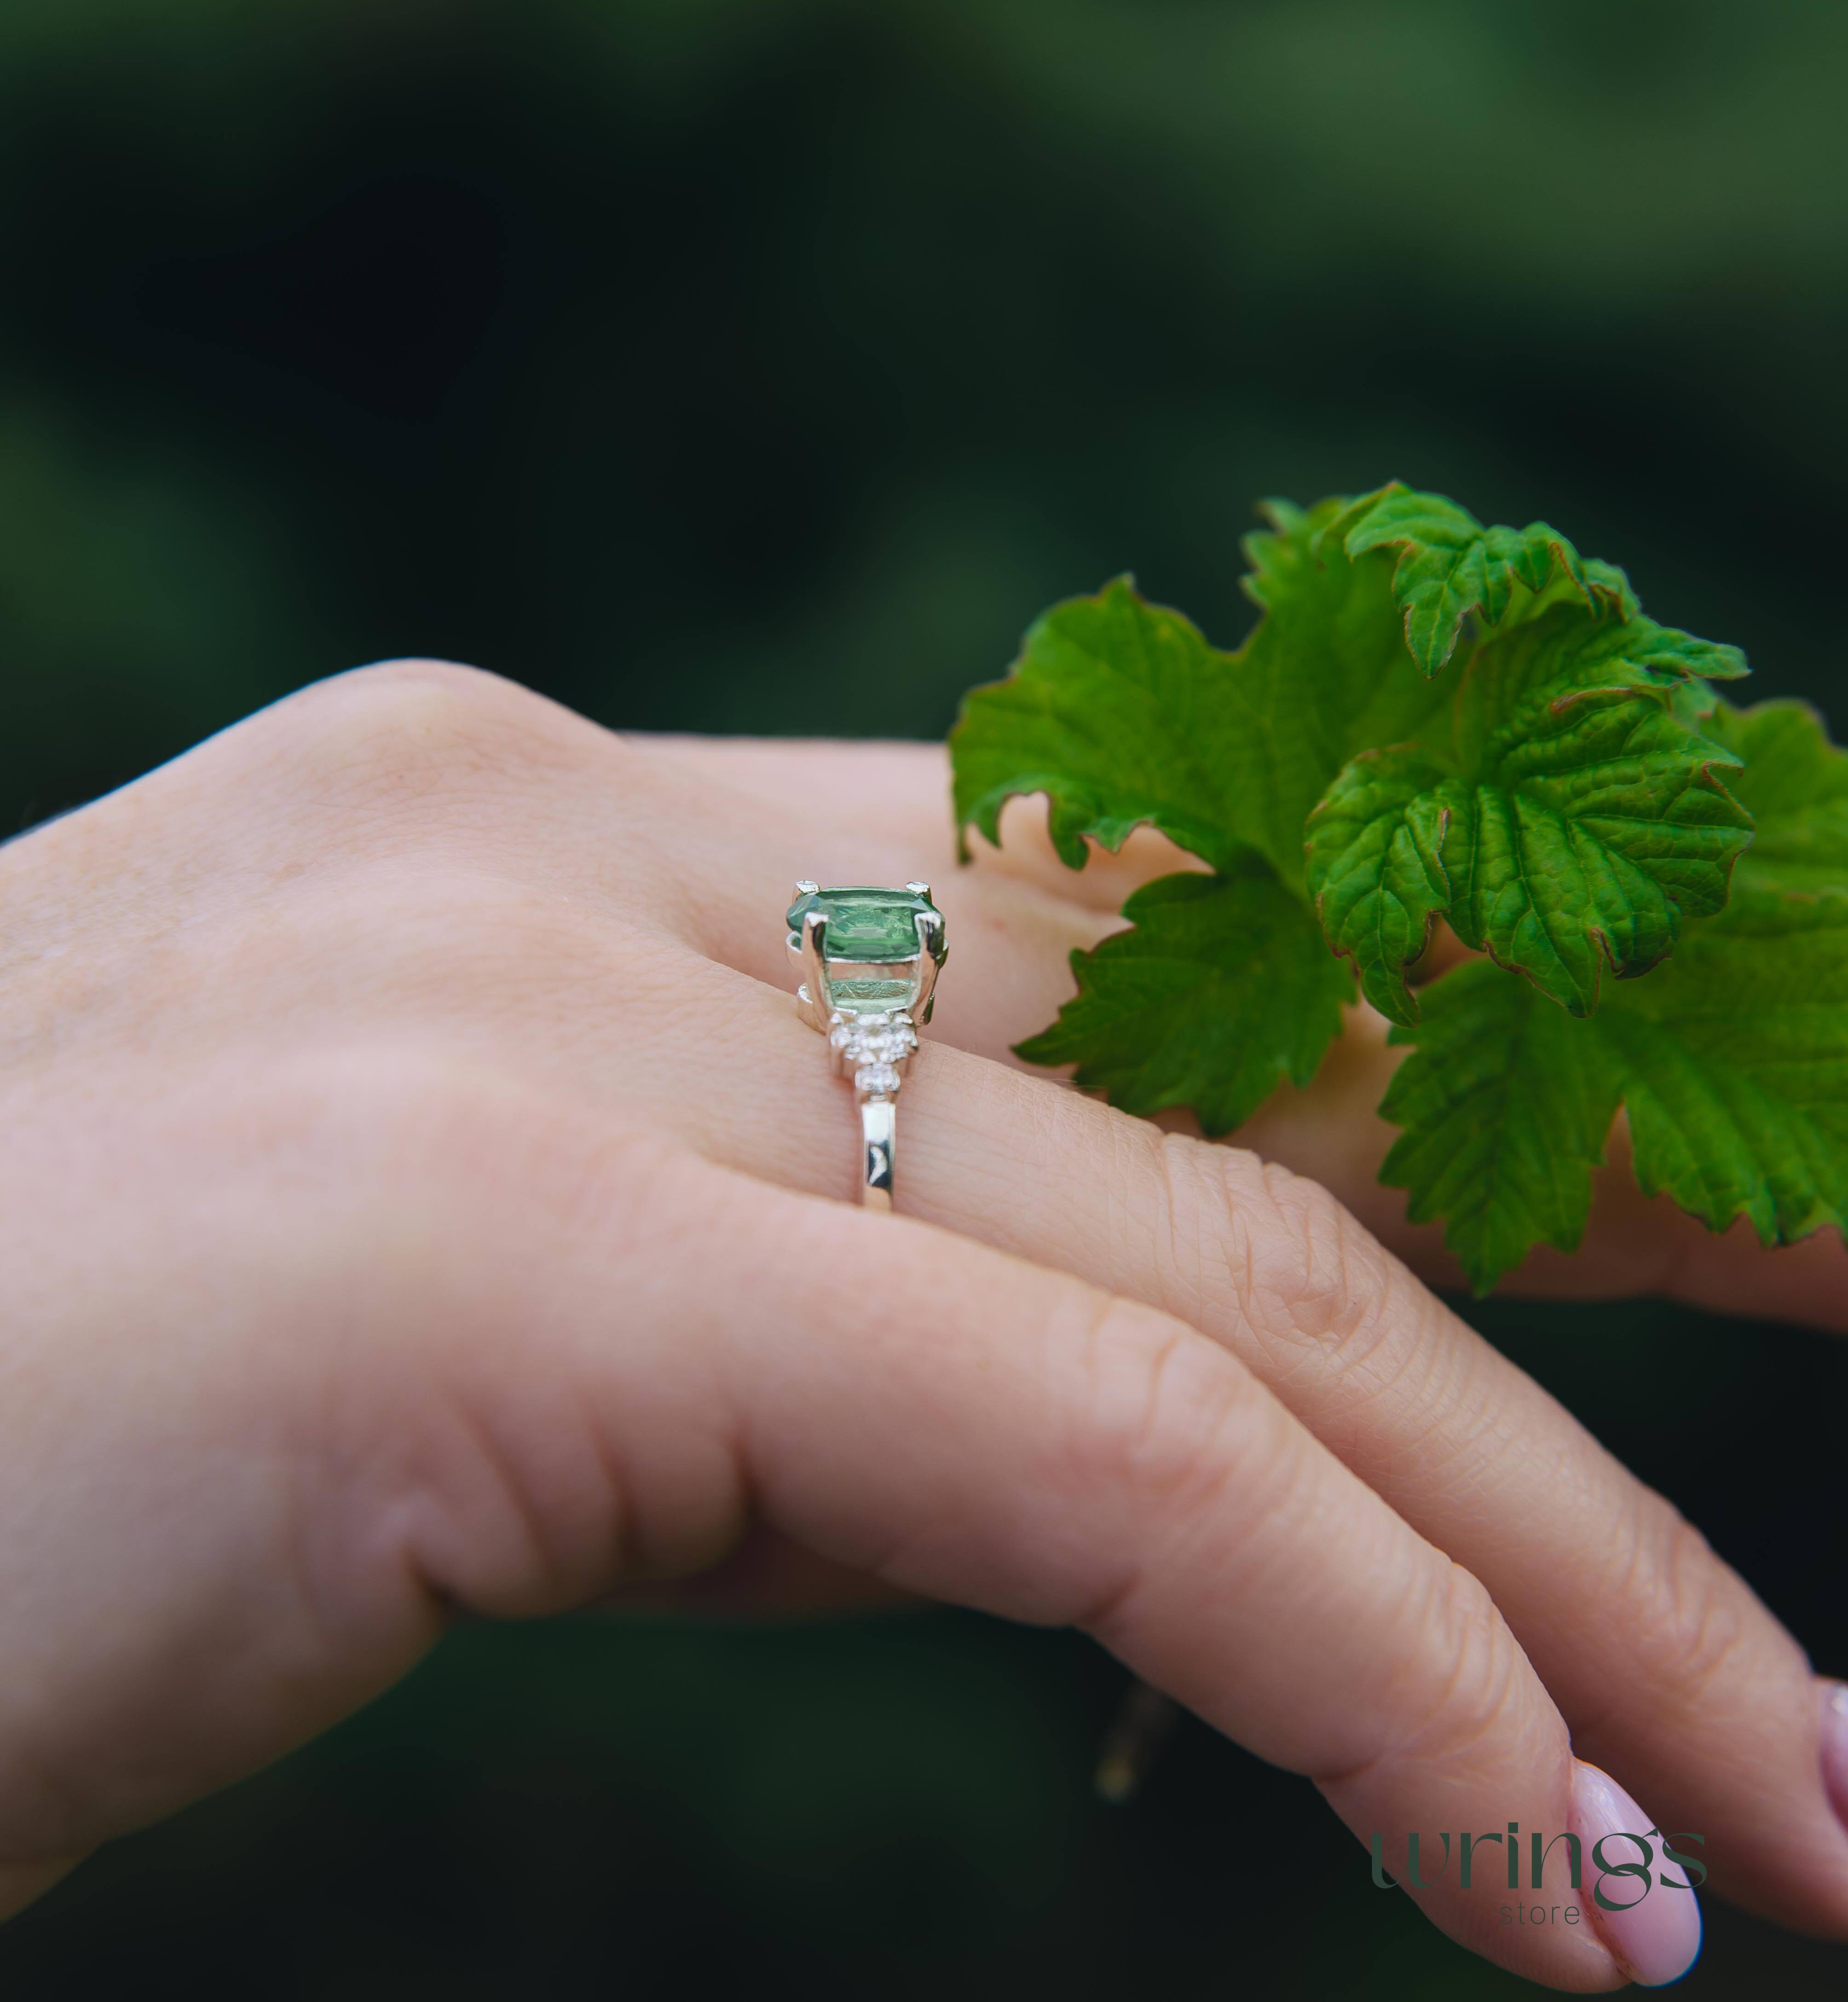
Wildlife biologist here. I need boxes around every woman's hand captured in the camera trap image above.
[1,665,1841,1989]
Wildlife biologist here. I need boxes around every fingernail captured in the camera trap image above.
[1820,1681,1848,1835]
[1570,1759,1702,1988]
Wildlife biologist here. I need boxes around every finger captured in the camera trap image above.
[810,1034,1848,1937]
[648,727,1848,1330]
[457,925,1840,1944]
[0,1065,1628,1986]
[1230,1007,1848,1331]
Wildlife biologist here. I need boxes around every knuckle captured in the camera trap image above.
[1617,1490,1764,1709]
[262,660,578,829]
[1055,1293,1283,1618]
[291,655,516,750]
[1155,1130,1410,1383]
[1072,1298,1254,1497]
[1403,1562,1532,1765]
[1321,1559,1532,1790]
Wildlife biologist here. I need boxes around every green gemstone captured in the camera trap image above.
[785,885,940,964]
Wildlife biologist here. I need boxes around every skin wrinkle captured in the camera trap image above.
[1189,1153,1288,1376]
[323,1228,590,1627]
[1230,1415,1390,1635]
[1108,1314,1200,1512]
[1396,1337,1548,1535]
[1214,1151,1413,1402]
[275,1319,453,1753]
[1046,1291,1294,1645]
[487,1129,758,1592]
[1145,1128,1214,1333]
[1557,1479,1727,1752]
[1336,1326,1462,1495]
[1080,1452,1268,1678]
[719,1171,1058,1600]
[700,1207,865,1582]
[285,1474,451,1740]
[334,1093,664,1615]
[1356,1288,1519,1497]
[1254,1159,1389,1355]
[1183,1142,1573,1547]
[1025,1289,1185,1649]
[1079,1360,1329,1670]
[1624,1496,1766,1712]
[415,1386,619,1619]
[1113,1106,1172,1318]
[1314,1556,1541,1799]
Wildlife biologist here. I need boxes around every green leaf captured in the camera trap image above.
[1704,698,1848,895]
[1014,858,1355,1134]
[950,576,1257,874]
[1306,604,1753,1023]
[1602,889,1848,1242]
[1328,482,1634,676]
[1381,699,1848,1290]
[951,500,1449,889]
[1383,888,1848,1291]
[1377,962,1626,1290]
[1302,747,1453,1022]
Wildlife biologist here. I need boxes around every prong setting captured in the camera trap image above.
[797,908,832,1030]
[910,908,945,1022]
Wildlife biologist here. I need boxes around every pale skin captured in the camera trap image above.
[2,662,1845,1988]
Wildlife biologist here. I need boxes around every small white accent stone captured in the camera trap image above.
[855,1063,901,1095]
[832,1013,918,1070]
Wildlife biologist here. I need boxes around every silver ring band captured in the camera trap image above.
[860,1095,897,1211]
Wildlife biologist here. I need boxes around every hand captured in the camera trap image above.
[0,665,1840,1990]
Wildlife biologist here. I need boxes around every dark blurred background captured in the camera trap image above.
[3,2,1847,1996]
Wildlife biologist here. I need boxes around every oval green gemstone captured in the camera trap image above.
[785,885,940,963]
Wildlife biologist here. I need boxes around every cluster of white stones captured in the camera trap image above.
[829,1010,918,1098]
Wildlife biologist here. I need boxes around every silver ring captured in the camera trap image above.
[785,880,948,1211]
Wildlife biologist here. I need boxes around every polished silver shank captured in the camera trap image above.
[787,882,947,1210]
[860,1097,896,1211]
